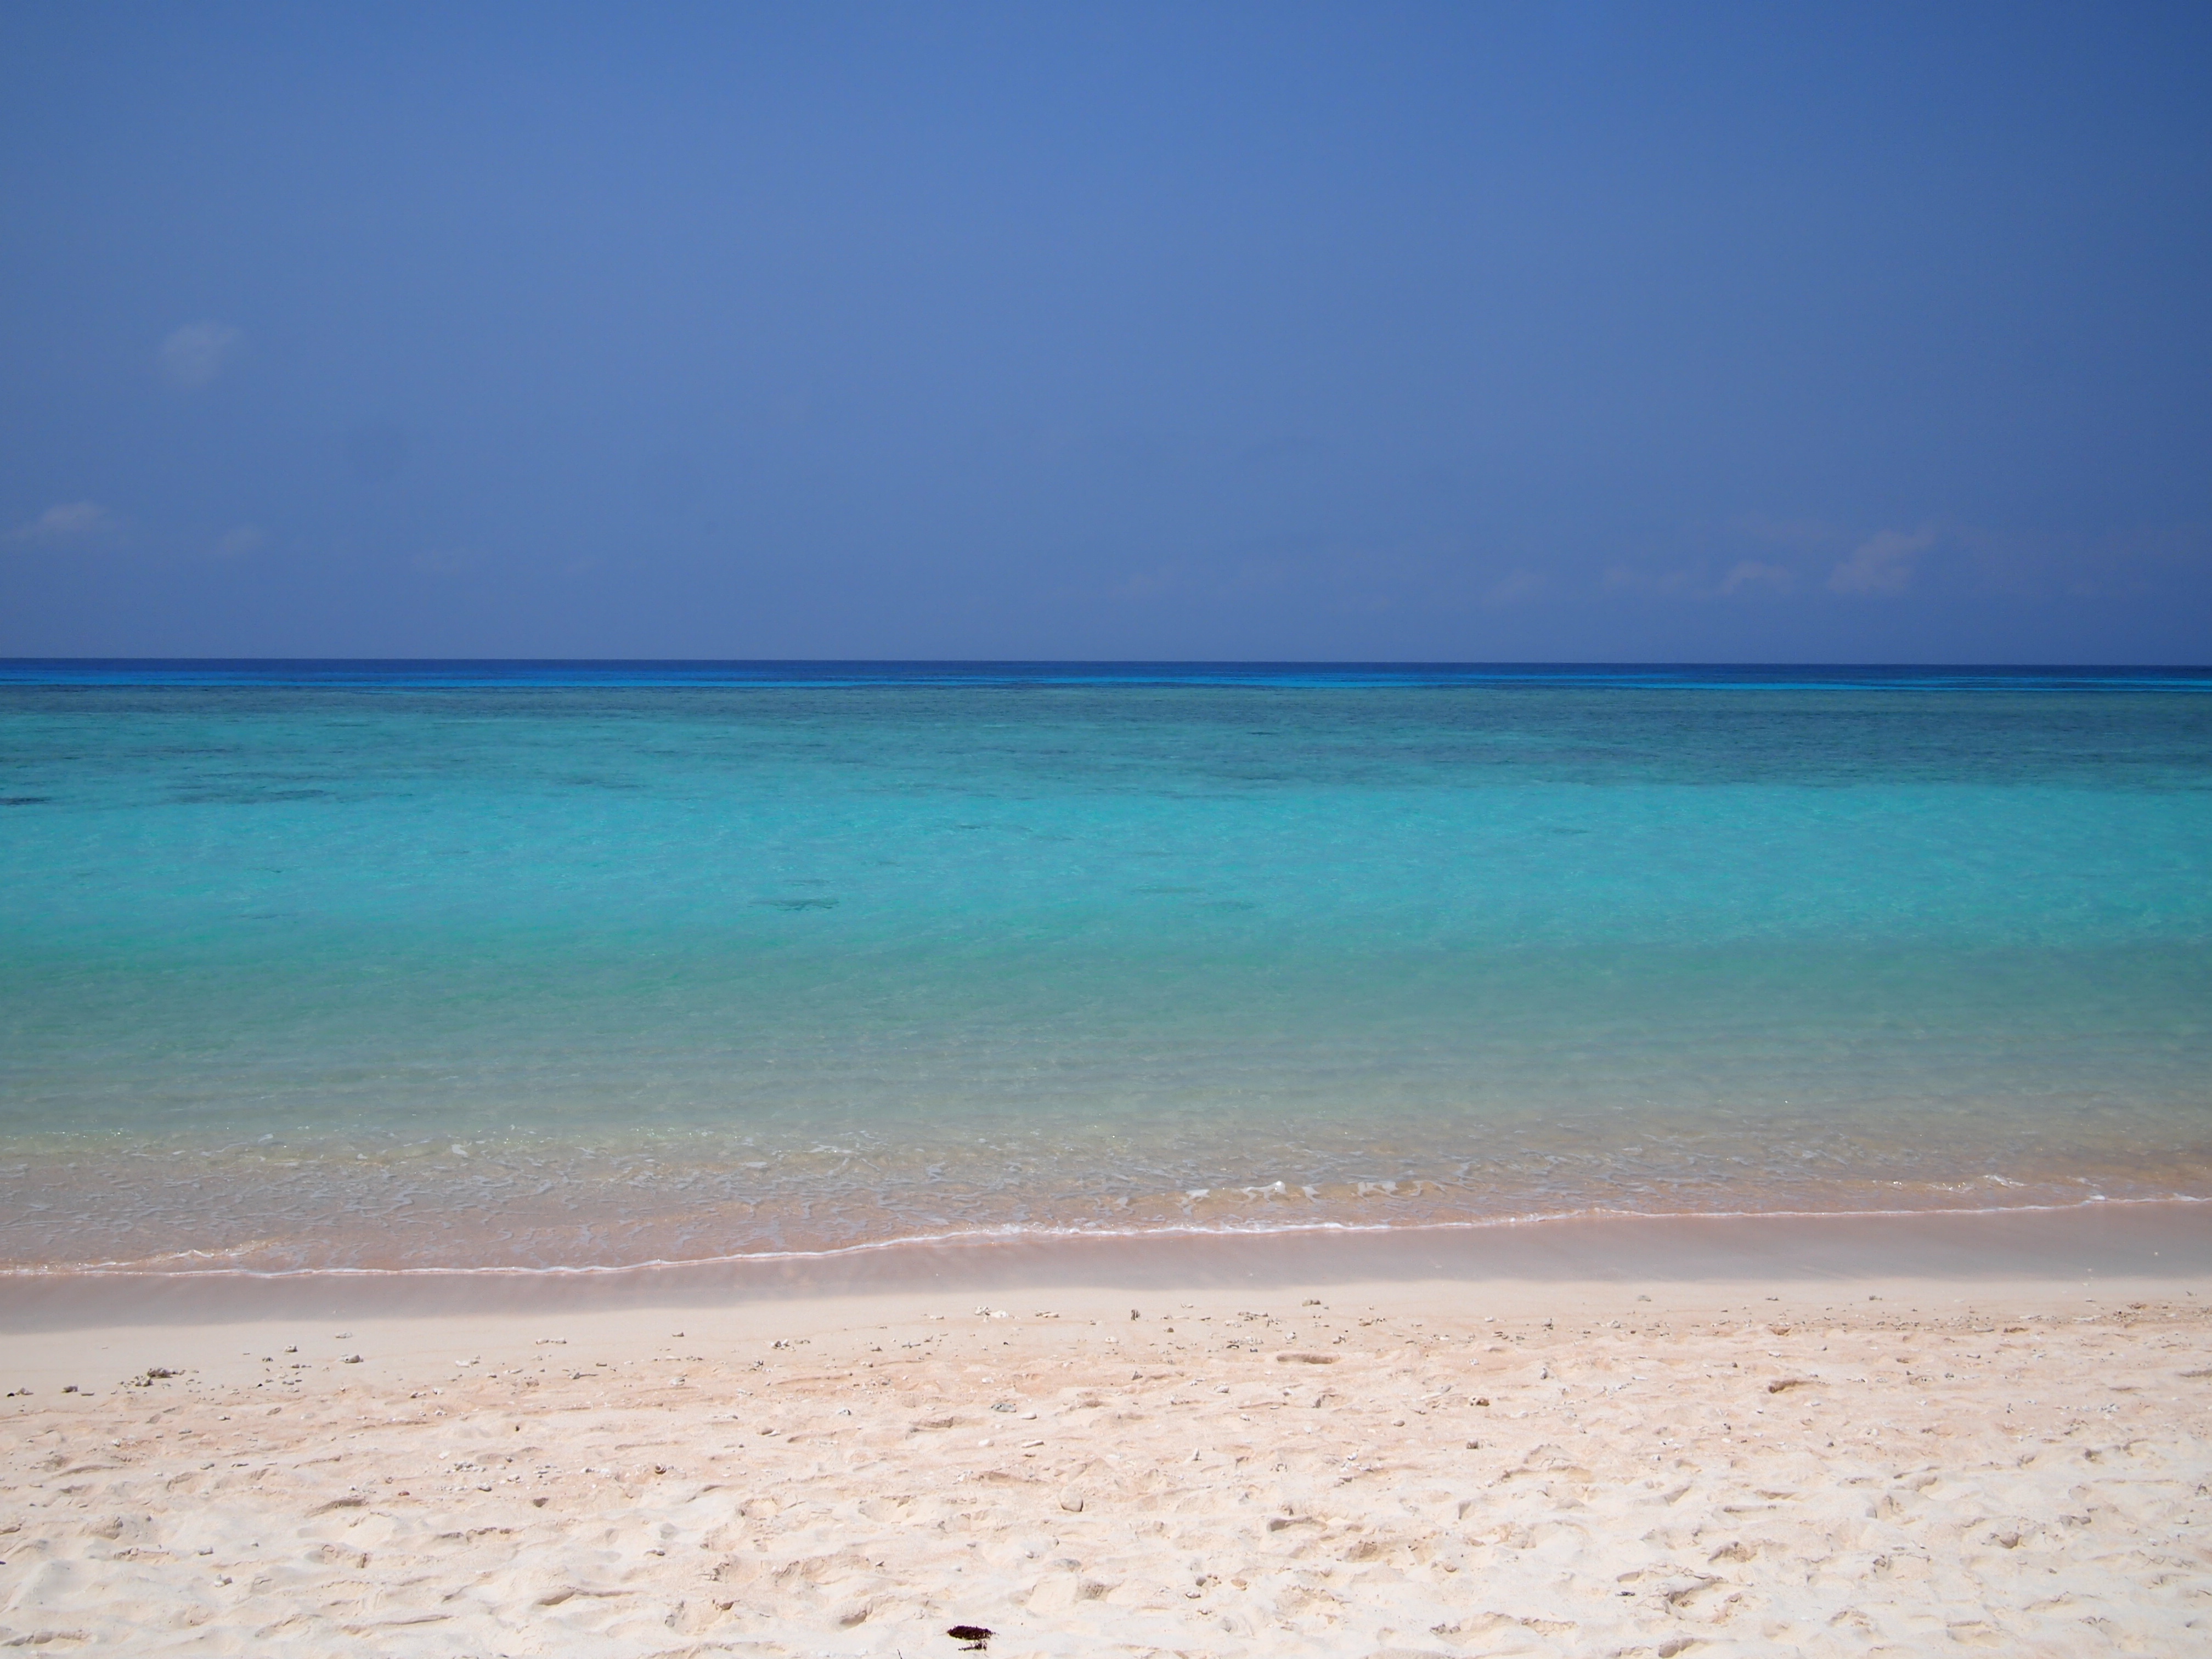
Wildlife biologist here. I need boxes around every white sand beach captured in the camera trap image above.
[4,1268,2209,1656]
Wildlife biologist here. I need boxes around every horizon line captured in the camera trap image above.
[4,656,2211,671]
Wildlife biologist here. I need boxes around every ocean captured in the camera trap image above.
[2,662,2208,1276]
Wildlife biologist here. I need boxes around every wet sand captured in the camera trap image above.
[4,1211,2211,1655]
[4,1197,2205,1328]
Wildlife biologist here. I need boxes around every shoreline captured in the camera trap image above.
[9,1199,2210,1651]
[3,1196,2205,1331]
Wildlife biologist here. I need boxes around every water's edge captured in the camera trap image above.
[4,1200,2205,1333]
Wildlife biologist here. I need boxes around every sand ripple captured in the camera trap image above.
[2,1278,2208,1654]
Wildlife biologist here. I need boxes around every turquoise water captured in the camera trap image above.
[3,665,2209,1272]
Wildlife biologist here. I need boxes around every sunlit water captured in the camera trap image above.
[2,663,2208,1272]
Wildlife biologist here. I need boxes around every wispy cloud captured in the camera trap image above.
[1828,526,1935,596]
[1718,558,1793,596]
[8,501,117,541]
[160,321,241,388]
[213,524,264,560]
[1600,556,1798,601]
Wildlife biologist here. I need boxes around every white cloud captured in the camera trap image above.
[213,524,264,560]
[1828,527,1936,596]
[1718,558,1793,595]
[9,501,116,541]
[160,321,241,388]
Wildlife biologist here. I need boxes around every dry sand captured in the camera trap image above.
[3,1272,2210,1656]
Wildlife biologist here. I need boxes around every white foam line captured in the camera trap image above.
[3,1193,2204,1282]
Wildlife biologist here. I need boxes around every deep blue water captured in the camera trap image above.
[2,663,2208,1271]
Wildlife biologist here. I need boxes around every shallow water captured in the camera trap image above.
[2,664,2208,1272]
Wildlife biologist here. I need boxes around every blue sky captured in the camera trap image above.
[3,2,2208,661]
